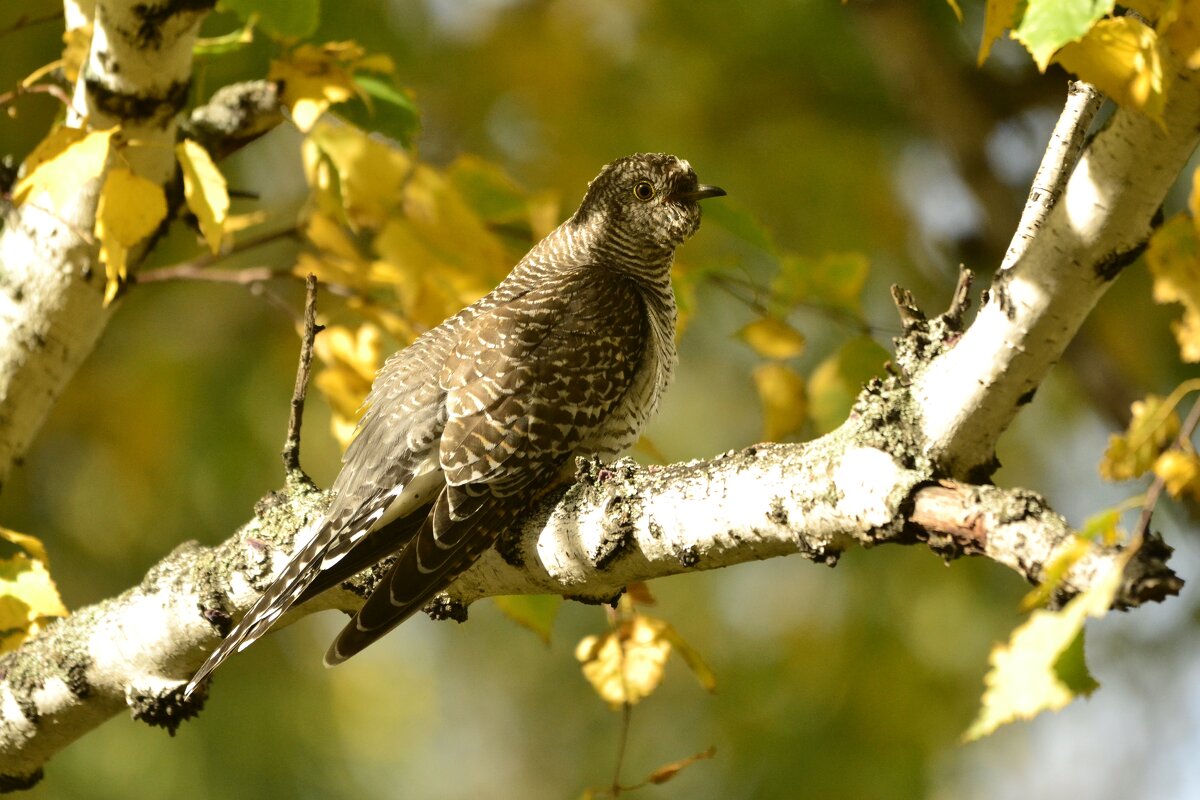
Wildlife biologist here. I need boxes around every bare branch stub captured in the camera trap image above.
[282,274,323,476]
[944,267,973,330]
[181,80,283,161]
[890,284,926,329]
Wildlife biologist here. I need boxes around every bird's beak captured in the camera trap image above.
[673,184,726,202]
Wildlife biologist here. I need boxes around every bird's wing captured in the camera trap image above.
[326,273,649,664]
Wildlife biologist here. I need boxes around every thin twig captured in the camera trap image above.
[0,10,64,40]
[709,273,874,335]
[0,81,75,111]
[1132,397,1200,546]
[610,702,632,797]
[135,264,283,285]
[1000,80,1104,271]
[135,224,301,282]
[282,274,323,476]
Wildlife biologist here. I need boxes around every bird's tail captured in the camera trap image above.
[185,519,334,697]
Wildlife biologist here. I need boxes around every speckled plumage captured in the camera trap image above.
[187,153,724,692]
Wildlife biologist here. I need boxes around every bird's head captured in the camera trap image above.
[571,153,726,254]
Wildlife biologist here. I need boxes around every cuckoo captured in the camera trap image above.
[187,153,724,694]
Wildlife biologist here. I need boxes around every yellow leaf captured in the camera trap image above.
[176,140,230,254]
[271,45,358,131]
[644,747,717,786]
[625,581,657,606]
[62,23,92,84]
[373,165,505,309]
[575,615,672,708]
[1053,17,1167,122]
[738,317,806,360]
[269,42,393,131]
[0,527,68,653]
[979,0,1022,64]
[96,168,167,246]
[1147,212,1200,361]
[808,335,889,434]
[0,527,51,568]
[945,0,963,23]
[658,622,718,693]
[296,214,376,294]
[1154,449,1200,501]
[1099,394,1181,480]
[355,53,396,74]
[631,434,670,465]
[17,125,86,175]
[309,120,412,230]
[313,323,385,449]
[301,135,345,221]
[492,595,562,644]
[348,299,418,344]
[964,558,1120,741]
[752,362,808,442]
[1018,535,1094,612]
[772,252,870,315]
[1163,0,1200,69]
[95,167,168,306]
[13,127,112,210]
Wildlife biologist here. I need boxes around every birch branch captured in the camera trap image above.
[0,424,1178,787]
[999,80,1105,272]
[0,0,214,487]
[914,62,1200,478]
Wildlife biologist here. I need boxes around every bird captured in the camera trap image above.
[186,153,725,695]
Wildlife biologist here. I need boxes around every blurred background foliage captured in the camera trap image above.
[1,0,1198,798]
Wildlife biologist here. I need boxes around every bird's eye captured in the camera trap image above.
[632,181,655,202]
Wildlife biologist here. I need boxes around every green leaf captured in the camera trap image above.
[1014,0,1115,71]
[772,252,870,316]
[354,74,418,116]
[1079,508,1120,543]
[493,595,562,644]
[219,0,319,39]
[1053,629,1100,696]
[447,155,531,225]
[194,16,255,56]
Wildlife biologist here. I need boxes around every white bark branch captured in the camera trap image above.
[0,433,1178,787]
[999,80,1105,272]
[914,63,1200,478]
